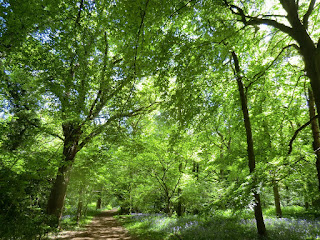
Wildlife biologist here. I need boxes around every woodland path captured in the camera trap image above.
[50,209,136,240]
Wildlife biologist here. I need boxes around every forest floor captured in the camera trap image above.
[49,209,136,240]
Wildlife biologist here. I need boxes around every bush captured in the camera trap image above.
[0,167,53,239]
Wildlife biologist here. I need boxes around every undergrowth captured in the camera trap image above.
[117,206,320,240]
[58,203,113,231]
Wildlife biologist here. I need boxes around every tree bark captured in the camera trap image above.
[46,164,72,225]
[272,180,282,218]
[76,199,83,224]
[177,162,183,217]
[166,196,171,216]
[177,187,182,217]
[231,51,267,236]
[47,123,82,225]
[308,88,320,191]
[96,191,102,210]
[193,161,199,180]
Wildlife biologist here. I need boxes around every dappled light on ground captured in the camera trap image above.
[50,209,135,240]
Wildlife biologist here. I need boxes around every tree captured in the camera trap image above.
[2,0,166,224]
[222,0,320,190]
[307,88,320,191]
[231,50,267,235]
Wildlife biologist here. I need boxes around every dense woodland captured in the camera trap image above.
[1,0,320,239]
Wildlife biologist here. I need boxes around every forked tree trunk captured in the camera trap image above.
[308,88,320,191]
[232,51,267,236]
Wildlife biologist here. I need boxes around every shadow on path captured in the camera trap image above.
[50,209,136,240]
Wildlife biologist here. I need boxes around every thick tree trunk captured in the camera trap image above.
[301,47,320,130]
[232,51,267,236]
[47,123,81,225]
[272,180,282,218]
[46,164,73,224]
[278,0,320,128]
[308,88,320,191]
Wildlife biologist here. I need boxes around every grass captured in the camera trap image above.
[117,206,320,240]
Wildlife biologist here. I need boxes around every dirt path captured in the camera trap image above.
[50,209,136,240]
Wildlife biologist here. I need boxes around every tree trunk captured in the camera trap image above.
[177,187,182,217]
[46,164,72,225]
[272,180,282,218]
[166,199,171,215]
[96,191,102,210]
[129,187,132,214]
[165,191,172,216]
[232,51,267,236]
[76,201,83,224]
[76,199,83,224]
[76,184,84,224]
[300,42,320,131]
[277,1,320,129]
[308,88,320,191]
[192,161,199,180]
[47,123,81,225]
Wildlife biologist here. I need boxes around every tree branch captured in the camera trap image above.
[83,32,111,126]
[261,14,287,18]
[247,17,293,37]
[169,0,195,19]
[247,44,300,89]
[27,120,64,141]
[133,0,150,75]
[288,114,319,154]
[75,0,84,27]
[223,1,294,38]
[303,0,316,29]
[78,102,158,150]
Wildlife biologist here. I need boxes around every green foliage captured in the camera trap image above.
[1,0,320,238]
[0,167,54,239]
